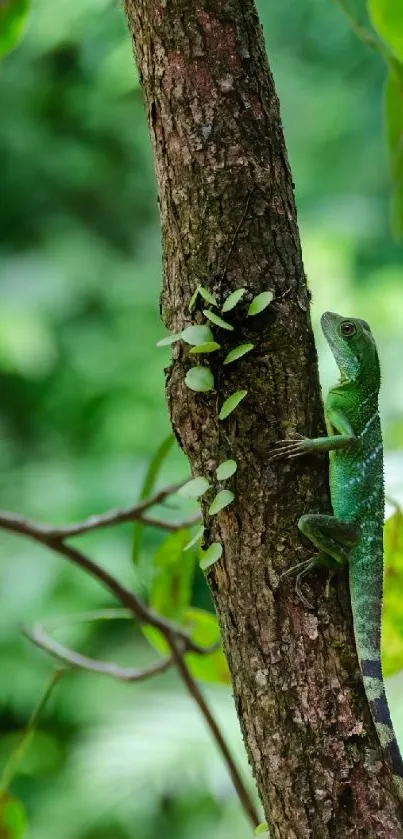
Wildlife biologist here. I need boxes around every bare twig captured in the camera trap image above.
[0,496,258,828]
[0,512,209,656]
[168,637,259,828]
[140,512,201,531]
[26,623,173,682]
[0,483,186,541]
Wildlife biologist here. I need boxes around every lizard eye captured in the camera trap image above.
[340,321,356,337]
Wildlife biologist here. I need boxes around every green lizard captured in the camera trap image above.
[272,310,403,802]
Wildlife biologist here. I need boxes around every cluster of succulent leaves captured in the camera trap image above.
[157,284,272,403]
[158,285,273,571]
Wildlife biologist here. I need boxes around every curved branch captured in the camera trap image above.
[0,482,189,541]
[25,623,173,682]
[0,512,210,656]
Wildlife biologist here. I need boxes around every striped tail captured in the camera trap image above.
[361,658,403,802]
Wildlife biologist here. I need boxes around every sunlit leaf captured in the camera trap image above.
[177,477,210,498]
[0,794,27,839]
[132,435,175,565]
[156,332,182,346]
[181,324,214,346]
[221,288,246,312]
[218,389,247,420]
[183,526,204,551]
[202,310,234,331]
[216,459,237,480]
[188,342,221,354]
[0,0,29,59]
[368,0,403,62]
[150,530,195,621]
[383,510,403,675]
[247,291,274,316]
[185,366,214,392]
[208,490,235,516]
[254,822,269,836]
[144,606,230,684]
[188,286,200,312]
[223,343,254,365]
[198,286,218,306]
[199,542,223,570]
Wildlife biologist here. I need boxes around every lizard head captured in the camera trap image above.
[321,311,380,386]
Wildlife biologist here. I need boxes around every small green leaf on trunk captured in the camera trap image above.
[185,366,214,392]
[178,477,210,498]
[200,542,223,570]
[247,291,274,316]
[181,324,214,345]
[218,390,247,419]
[203,310,234,331]
[223,343,254,364]
[198,286,218,306]
[222,288,246,312]
[216,459,237,480]
[188,286,200,312]
[184,526,205,551]
[208,490,235,515]
[254,822,269,836]
[156,332,182,347]
[188,342,221,354]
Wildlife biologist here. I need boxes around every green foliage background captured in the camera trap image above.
[0,0,403,837]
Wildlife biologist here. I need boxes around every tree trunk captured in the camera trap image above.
[125,1,403,836]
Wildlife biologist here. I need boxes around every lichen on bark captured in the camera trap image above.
[125,1,403,835]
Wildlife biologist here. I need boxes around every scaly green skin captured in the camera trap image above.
[273,311,403,802]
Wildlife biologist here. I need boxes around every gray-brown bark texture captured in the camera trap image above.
[125,1,403,836]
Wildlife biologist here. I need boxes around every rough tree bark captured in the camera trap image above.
[125,1,403,836]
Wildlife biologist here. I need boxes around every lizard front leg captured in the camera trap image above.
[270,404,356,460]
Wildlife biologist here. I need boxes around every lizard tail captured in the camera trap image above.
[361,658,403,801]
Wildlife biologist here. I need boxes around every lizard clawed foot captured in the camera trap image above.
[269,434,309,462]
[280,557,315,609]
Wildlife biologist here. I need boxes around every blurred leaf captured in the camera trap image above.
[368,0,403,61]
[0,310,56,377]
[188,342,221,354]
[384,69,403,238]
[132,435,175,566]
[247,291,274,316]
[183,526,204,551]
[198,286,218,306]
[0,795,27,839]
[145,606,230,684]
[208,490,235,516]
[181,325,214,345]
[0,0,28,58]
[156,333,181,346]
[199,543,223,571]
[178,477,210,498]
[254,822,269,836]
[185,366,214,392]
[223,343,254,365]
[216,459,237,480]
[218,390,248,420]
[222,288,246,312]
[188,287,200,312]
[149,530,195,621]
[383,510,403,675]
[203,310,234,331]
